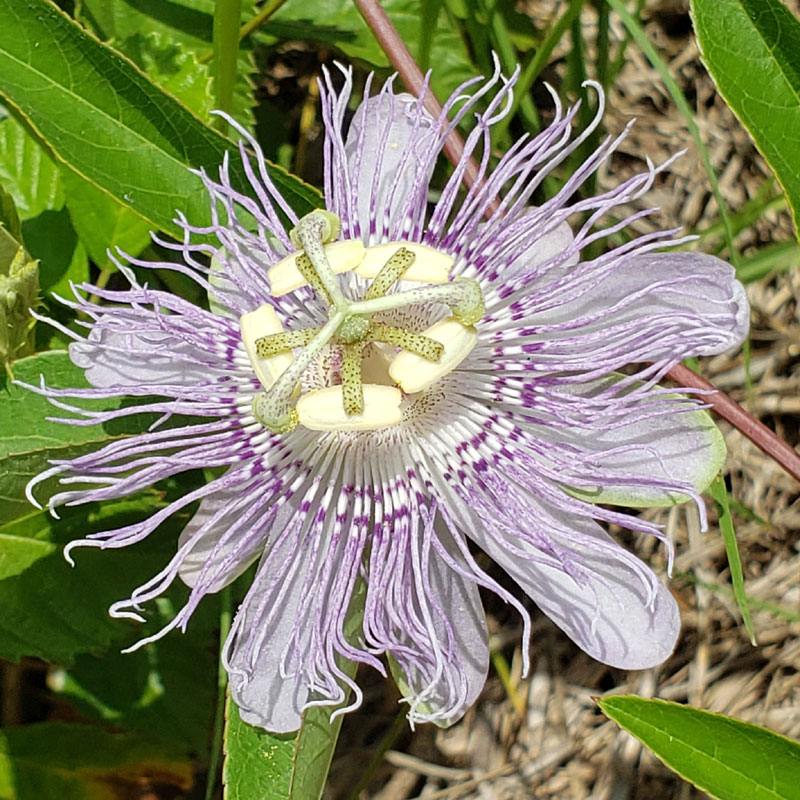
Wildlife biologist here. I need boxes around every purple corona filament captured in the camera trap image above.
[21,61,748,732]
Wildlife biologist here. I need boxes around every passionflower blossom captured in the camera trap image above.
[24,62,748,732]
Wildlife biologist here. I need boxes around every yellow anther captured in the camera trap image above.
[389,317,478,394]
[268,240,366,297]
[240,305,294,391]
[296,385,403,431]
[355,242,453,284]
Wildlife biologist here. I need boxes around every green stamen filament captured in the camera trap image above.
[255,328,319,357]
[370,325,444,362]
[341,343,365,415]
[295,254,331,305]
[292,212,347,310]
[253,309,344,433]
[364,247,416,300]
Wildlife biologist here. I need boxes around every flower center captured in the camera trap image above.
[240,210,484,434]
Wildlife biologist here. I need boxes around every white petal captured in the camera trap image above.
[390,534,489,726]
[503,218,578,282]
[344,92,436,241]
[227,532,311,733]
[554,375,726,506]
[470,500,679,670]
[177,490,263,591]
[535,252,749,359]
[70,329,212,388]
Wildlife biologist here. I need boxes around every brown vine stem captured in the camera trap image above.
[353,0,800,486]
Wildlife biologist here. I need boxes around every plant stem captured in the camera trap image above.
[205,586,233,800]
[669,363,800,483]
[212,0,243,133]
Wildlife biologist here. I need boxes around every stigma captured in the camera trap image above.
[239,211,483,434]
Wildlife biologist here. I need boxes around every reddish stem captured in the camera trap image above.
[353,0,800,486]
[352,0,480,191]
[667,365,800,483]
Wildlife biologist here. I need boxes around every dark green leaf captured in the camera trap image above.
[0,492,178,664]
[691,0,800,237]
[52,592,218,756]
[62,172,152,272]
[0,114,64,220]
[0,0,319,236]
[0,350,161,523]
[0,722,192,799]
[599,696,800,800]
[21,207,89,294]
[223,696,297,800]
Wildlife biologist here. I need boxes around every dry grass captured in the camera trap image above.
[334,2,800,798]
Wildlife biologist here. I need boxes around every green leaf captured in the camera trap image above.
[0,530,55,580]
[0,722,192,800]
[691,0,800,238]
[0,114,64,220]
[0,0,319,236]
[598,696,800,800]
[118,31,256,128]
[0,351,157,523]
[264,0,476,101]
[709,475,756,645]
[62,172,152,272]
[222,581,366,799]
[21,207,89,294]
[51,592,218,756]
[223,696,297,800]
[0,492,178,664]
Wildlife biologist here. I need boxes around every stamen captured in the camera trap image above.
[291,211,348,309]
[389,317,478,394]
[364,247,415,300]
[356,242,454,284]
[350,277,484,323]
[341,343,365,414]
[240,305,294,391]
[370,325,444,362]
[267,239,365,297]
[244,218,486,433]
[255,328,319,357]
[252,310,345,433]
[296,385,403,431]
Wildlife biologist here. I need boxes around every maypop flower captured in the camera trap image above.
[25,64,748,732]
